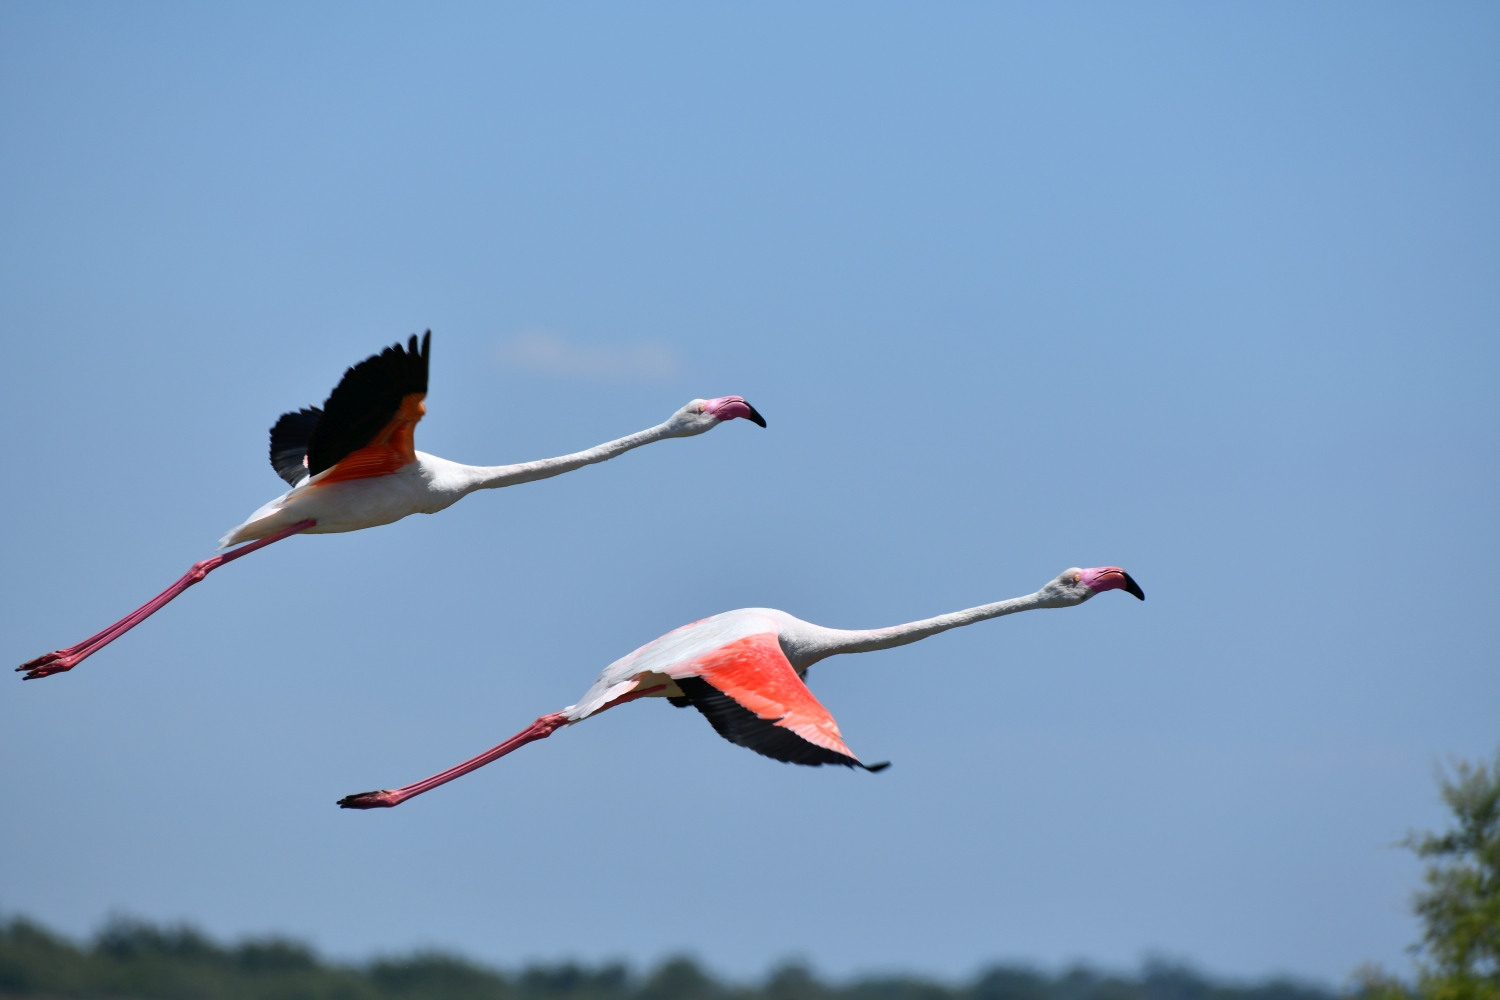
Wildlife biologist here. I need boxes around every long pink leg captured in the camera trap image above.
[338,712,571,809]
[17,519,317,681]
[339,685,668,810]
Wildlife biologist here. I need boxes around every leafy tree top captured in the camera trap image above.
[1359,749,1500,1000]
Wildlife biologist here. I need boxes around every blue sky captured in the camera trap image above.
[1,2,1496,987]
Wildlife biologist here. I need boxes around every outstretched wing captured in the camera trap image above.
[309,331,430,479]
[678,631,884,771]
[266,332,431,485]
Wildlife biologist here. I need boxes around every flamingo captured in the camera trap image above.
[338,565,1144,809]
[20,331,765,680]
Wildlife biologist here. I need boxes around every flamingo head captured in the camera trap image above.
[1039,566,1146,606]
[668,396,768,436]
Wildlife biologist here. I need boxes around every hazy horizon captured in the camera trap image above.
[0,910,1345,990]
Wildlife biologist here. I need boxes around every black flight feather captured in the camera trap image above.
[307,331,430,476]
[266,332,431,484]
[269,407,324,486]
[306,331,430,477]
[673,675,876,769]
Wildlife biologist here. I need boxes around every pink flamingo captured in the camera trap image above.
[339,566,1144,809]
[20,332,765,680]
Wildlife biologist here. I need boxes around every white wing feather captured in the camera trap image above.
[565,610,783,720]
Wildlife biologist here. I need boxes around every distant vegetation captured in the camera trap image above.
[8,749,1495,1000]
[0,916,1333,1000]
[1359,750,1500,1000]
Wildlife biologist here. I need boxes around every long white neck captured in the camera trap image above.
[781,578,1088,671]
[458,420,681,493]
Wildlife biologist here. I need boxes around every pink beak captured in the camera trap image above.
[703,396,767,427]
[1079,566,1145,600]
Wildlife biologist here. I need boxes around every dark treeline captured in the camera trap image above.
[0,915,1335,1000]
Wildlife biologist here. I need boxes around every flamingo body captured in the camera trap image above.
[568,608,782,717]
[567,609,868,767]
[223,452,496,544]
[339,566,1145,809]
[20,331,765,679]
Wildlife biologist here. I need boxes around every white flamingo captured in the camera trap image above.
[339,566,1145,809]
[20,331,765,679]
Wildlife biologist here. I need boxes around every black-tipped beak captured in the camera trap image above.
[744,403,767,428]
[1121,572,1145,601]
[864,761,891,773]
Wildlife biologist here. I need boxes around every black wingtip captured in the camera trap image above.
[1122,572,1145,601]
[745,403,767,428]
[406,330,431,361]
[268,407,323,486]
[864,761,891,773]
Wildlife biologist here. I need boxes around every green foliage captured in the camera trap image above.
[0,913,1332,1000]
[1358,749,1500,1000]
[1406,752,1500,1000]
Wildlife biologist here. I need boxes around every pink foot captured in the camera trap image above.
[17,651,80,681]
[338,790,400,809]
